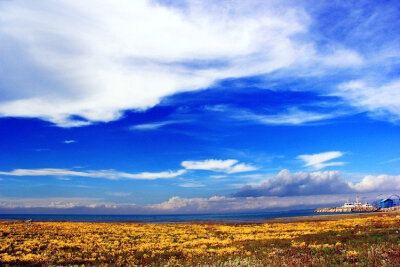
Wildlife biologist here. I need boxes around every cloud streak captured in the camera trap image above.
[0,158,255,180]
[130,120,184,130]
[181,159,256,173]
[337,79,400,122]
[105,192,131,197]
[0,168,186,180]
[178,183,205,188]
[232,108,345,125]
[297,151,345,170]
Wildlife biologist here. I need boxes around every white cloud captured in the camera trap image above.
[0,197,104,209]
[182,159,237,171]
[56,177,71,181]
[181,159,256,173]
[147,194,356,213]
[235,169,353,197]
[0,0,365,127]
[351,174,400,192]
[0,168,185,180]
[131,120,184,130]
[232,108,346,125]
[0,193,370,213]
[121,170,186,179]
[235,169,400,198]
[297,151,345,170]
[228,163,257,173]
[106,192,131,197]
[209,175,227,179]
[382,157,400,164]
[1,170,400,212]
[205,105,354,125]
[64,140,76,144]
[178,183,205,188]
[337,79,400,122]
[319,49,364,67]
[0,195,339,212]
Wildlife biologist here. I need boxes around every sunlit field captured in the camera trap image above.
[1,213,400,266]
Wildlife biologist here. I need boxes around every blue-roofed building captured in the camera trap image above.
[379,198,394,208]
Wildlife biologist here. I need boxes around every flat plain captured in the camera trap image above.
[1,213,400,266]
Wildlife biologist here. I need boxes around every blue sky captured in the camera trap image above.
[0,0,400,214]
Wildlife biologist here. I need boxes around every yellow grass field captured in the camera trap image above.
[1,213,400,266]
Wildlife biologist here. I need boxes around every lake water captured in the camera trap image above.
[0,209,344,223]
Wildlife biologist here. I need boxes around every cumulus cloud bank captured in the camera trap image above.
[0,195,353,214]
[0,0,371,127]
[234,169,400,197]
[1,170,399,213]
[0,192,380,214]
[147,194,367,213]
[234,169,353,197]
[353,174,400,192]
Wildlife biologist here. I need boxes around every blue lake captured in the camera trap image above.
[0,209,345,223]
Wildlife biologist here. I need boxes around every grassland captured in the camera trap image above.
[1,213,400,266]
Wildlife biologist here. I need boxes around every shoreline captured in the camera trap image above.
[0,211,393,224]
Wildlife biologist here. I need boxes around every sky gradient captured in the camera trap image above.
[0,0,400,214]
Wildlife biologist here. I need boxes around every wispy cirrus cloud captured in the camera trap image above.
[64,140,76,144]
[0,0,379,127]
[382,157,400,164]
[0,168,186,180]
[0,0,311,126]
[130,120,184,130]
[205,104,353,126]
[337,79,400,122]
[181,159,256,174]
[178,182,205,188]
[0,158,257,181]
[209,175,228,179]
[105,192,131,197]
[56,177,71,181]
[34,148,50,152]
[231,108,345,125]
[297,151,345,170]
[0,197,104,209]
